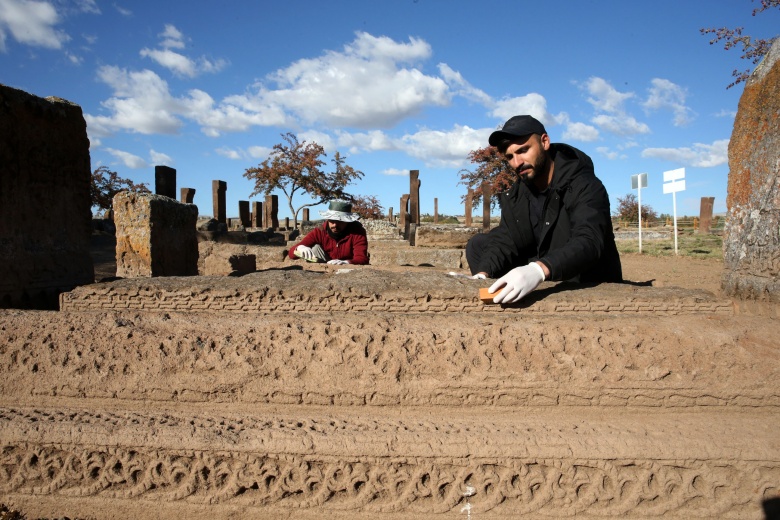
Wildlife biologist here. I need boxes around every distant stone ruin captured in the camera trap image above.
[0,84,93,309]
[722,38,780,301]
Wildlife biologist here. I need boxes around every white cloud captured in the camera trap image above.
[592,114,650,136]
[140,24,227,78]
[399,124,485,168]
[643,78,695,126]
[595,146,624,160]
[438,63,492,105]
[261,31,450,128]
[105,147,148,169]
[86,66,184,136]
[382,168,409,176]
[149,149,172,166]
[0,0,68,51]
[583,77,634,113]
[490,93,567,129]
[114,4,132,17]
[216,145,273,161]
[336,129,396,153]
[641,139,729,167]
[563,121,600,142]
[714,108,736,118]
[182,89,289,136]
[580,77,651,137]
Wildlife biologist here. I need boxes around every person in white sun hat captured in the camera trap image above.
[289,199,370,265]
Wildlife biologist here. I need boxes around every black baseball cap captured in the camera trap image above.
[488,115,547,147]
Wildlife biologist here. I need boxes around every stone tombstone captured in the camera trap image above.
[388,207,393,223]
[302,208,310,222]
[400,194,410,228]
[482,182,492,231]
[212,180,227,224]
[251,201,262,227]
[722,38,780,301]
[264,194,279,229]
[434,198,439,224]
[409,170,420,226]
[180,187,196,204]
[238,200,250,228]
[0,85,94,308]
[114,191,198,278]
[284,217,290,230]
[699,197,715,235]
[465,189,473,227]
[154,165,176,199]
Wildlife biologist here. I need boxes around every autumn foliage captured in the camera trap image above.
[700,0,779,88]
[243,133,364,226]
[349,194,384,220]
[613,193,658,223]
[90,166,149,212]
[458,145,516,210]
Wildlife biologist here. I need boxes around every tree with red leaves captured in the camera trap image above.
[244,133,364,227]
[90,166,149,212]
[458,145,515,211]
[701,0,779,88]
[349,194,384,220]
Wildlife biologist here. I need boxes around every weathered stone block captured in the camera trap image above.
[414,226,479,248]
[0,84,93,308]
[114,192,198,277]
[204,253,256,276]
[722,39,780,301]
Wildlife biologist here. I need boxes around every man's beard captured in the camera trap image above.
[327,224,348,240]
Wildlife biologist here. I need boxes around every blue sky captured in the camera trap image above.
[2,0,777,220]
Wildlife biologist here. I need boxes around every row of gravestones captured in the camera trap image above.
[0,36,778,307]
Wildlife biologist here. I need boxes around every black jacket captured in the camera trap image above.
[476,143,622,283]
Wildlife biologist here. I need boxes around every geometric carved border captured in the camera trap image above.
[2,443,777,517]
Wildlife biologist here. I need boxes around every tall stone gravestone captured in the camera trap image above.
[722,39,780,301]
[0,85,93,308]
[114,192,198,277]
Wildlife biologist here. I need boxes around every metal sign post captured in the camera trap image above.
[631,173,648,253]
[662,168,686,255]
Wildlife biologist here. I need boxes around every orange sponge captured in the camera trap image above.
[479,287,500,303]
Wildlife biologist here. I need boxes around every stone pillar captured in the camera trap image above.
[212,180,227,224]
[434,198,438,224]
[699,197,715,234]
[114,192,198,277]
[388,207,393,223]
[180,188,195,204]
[238,201,250,228]
[0,85,93,309]
[284,217,290,230]
[251,201,262,227]
[302,208,310,222]
[400,194,410,229]
[409,170,420,226]
[482,182,491,231]
[155,165,176,199]
[465,189,473,227]
[722,39,780,300]
[264,194,279,230]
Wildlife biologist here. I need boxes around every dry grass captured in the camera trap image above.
[616,232,723,259]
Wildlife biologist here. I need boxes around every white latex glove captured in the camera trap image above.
[488,262,545,304]
[327,259,349,265]
[295,245,314,261]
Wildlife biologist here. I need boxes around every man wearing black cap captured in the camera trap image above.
[466,115,622,304]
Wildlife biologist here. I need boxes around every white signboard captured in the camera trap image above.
[631,173,648,253]
[631,173,647,190]
[662,168,685,255]
[662,168,686,194]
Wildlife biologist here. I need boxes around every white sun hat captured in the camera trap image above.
[318,199,360,222]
